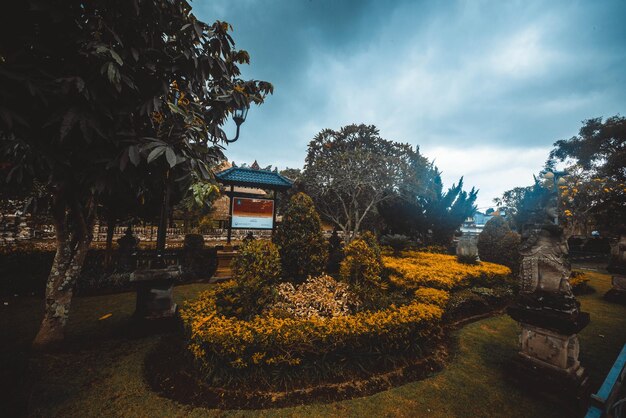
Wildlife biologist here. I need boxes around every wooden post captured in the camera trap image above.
[272,189,278,237]
[227,185,234,245]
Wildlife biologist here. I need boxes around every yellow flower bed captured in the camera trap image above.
[180,284,443,370]
[384,251,511,291]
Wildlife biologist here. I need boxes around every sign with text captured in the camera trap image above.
[231,197,274,229]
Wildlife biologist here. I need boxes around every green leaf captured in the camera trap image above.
[165,147,177,168]
[128,145,140,166]
[60,108,79,140]
[109,49,123,66]
[147,146,165,164]
[107,62,119,85]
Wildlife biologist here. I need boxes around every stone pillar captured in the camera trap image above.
[605,234,626,305]
[213,246,237,282]
[456,234,479,262]
[130,266,180,319]
[507,225,590,401]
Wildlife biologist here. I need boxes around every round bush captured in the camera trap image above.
[477,216,520,273]
[183,233,205,251]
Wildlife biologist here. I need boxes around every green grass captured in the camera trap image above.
[1,270,625,417]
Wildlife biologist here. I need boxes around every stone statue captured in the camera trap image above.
[507,188,590,400]
[117,225,139,272]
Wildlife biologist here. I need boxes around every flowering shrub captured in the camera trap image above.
[417,245,449,254]
[384,251,510,291]
[414,287,450,308]
[216,240,281,319]
[272,274,361,319]
[340,238,384,288]
[360,231,382,262]
[180,284,443,380]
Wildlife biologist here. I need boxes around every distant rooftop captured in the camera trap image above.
[215,165,293,191]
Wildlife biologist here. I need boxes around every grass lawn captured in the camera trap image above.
[2,269,625,417]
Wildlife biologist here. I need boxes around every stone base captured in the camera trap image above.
[519,324,584,371]
[213,249,237,281]
[130,266,180,319]
[507,353,590,413]
[604,288,626,306]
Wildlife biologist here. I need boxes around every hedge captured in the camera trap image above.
[180,283,443,379]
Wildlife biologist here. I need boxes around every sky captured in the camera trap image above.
[194,0,626,210]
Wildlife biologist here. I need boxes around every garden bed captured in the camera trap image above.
[145,252,513,409]
[145,333,448,409]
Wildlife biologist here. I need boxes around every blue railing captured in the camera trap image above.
[586,343,626,418]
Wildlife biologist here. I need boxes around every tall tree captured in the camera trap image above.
[550,116,626,234]
[302,124,429,241]
[0,0,272,347]
[379,171,477,246]
[422,177,478,245]
[496,180,552,233]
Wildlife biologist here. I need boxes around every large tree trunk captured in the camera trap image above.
[33,193,95,349]
[32,236,91,347]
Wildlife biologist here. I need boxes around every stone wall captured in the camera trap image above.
[0,212,34,246]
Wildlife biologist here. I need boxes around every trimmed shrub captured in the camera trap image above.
[339,238,384,289]
[414,287,450,308]
[417,245,449,254]
[384,251,511,291]
[183,233,205,251]
[381,234,410,256]
[360,231,382,263]
[216,240,281,319]
[273,192,328,280]
[477,216,521,274]
[180,285,443,386]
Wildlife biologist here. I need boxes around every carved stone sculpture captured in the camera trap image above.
[507,222,590,400]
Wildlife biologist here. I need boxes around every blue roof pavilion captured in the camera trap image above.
[215,165,293,191]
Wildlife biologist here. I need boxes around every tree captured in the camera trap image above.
[0,1,272,347]
[302,124,430,241]
[421,176,478,245]
[550,116,626,235]
[379,172,478,246]
[497,180,552,233]
[175,173,222,233]
[273,192,328,280]
[276,167,304,216]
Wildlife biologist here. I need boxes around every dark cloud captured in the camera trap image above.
[194,0,626,207]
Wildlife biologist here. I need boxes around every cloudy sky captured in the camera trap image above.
[195,0,626,210]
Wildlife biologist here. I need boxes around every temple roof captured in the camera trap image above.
[215,166,293,191]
